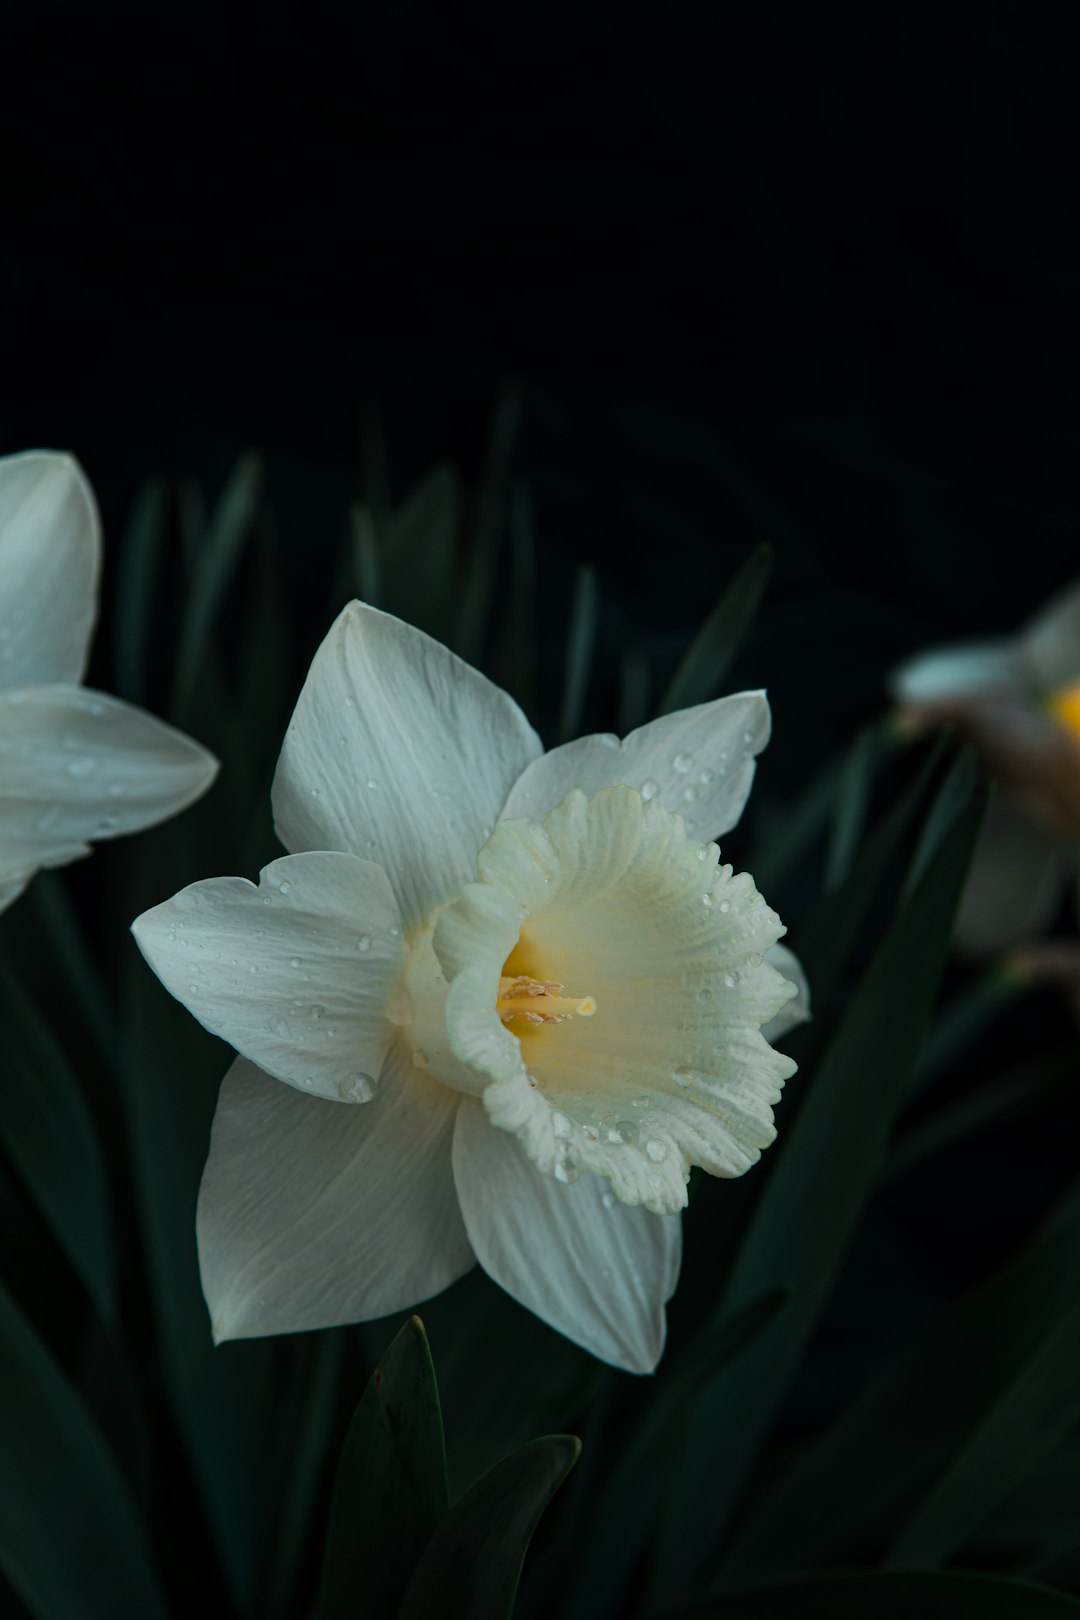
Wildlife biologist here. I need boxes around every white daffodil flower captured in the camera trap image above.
[133,601,807,1373]
[891,578,1080,953]
[0,451,218,913]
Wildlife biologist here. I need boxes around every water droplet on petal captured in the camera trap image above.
[339,1073,374,1102]
[65,757,94,778]
[682,784,698,802]
[357,935,371,952]
[601,1190,617,1210]
[552,1111,572,1139]
[673,1066,698,1087]
[188,983,199,994]
[278,880,291,895]
[613,1118,638,1146]
[310,787,320,797]
[719,899,731,913]
[724,973,738,989]
[703,892,717,906]
[290,957,302,969]
[640,779,660,801]
[107,781,126,798]
[412,1050,430,1070]
[697,846,708,861]
[367,779,379,790]
[389,926,400,938]
[698,986,714,1003]
[698,767,715,784]
[742,730,754,745]
[581,1122,599,1141]
[310,1004,325,1020]
[674,753,694,773]
[646,1139,668,1162]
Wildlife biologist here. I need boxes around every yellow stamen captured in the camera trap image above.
[1048,680,1080,744]
[497,974,597,1029]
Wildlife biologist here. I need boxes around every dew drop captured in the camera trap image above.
[697,846,708,861]
[552,1111,572,1139]
[674,753,694,773]
[97,814,120,831]
[65,757,94,778]
[357,935,371,952]
[581,1122,599,1141]
[724,973,739,989]
[613,1118,638,1146]
[367,778,379,790]
[188,983,199,995]
[702,891,717,906]
[107,781,126,798]
[601,1190,617,1210]
[527,1073,540,1088]
[412,1050,430,1070]
[310,1004,325,1020]
[645,1139,668,1162]
[742,730,754,745]
[640,779,660,801]
[389,925,400,938]
[698,986,714,1003]
[698,767,715,784]
[719,899,731,913]
[310,787,320,797]
[278,880,291,895]
[339,1073,374,1102]
[673,1066,698,1088]
[682,784,698,802]
[290,956,302,969]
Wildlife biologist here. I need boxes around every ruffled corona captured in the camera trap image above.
[403,785,796,1216]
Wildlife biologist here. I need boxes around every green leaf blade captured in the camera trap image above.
[658,542,772,716]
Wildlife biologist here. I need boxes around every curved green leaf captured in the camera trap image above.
[677,1570,1080,1618]
[0,1280,168,1620]
[399,1435,579,1620]
[318,1316,447,1620]
[658,543,772,715]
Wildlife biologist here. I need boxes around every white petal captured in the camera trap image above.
[0,686,217,889]
[761,943,811,1043]
[1022,576,1080,689]
[500,691,771,843]
[434,786,795,1216]
[132,852,402,1102]
[452,1095,681,1373]
[0,451,101,689]
[199,1048,474,1341]
[888,640,1025,705]
[271,602,542,929]
[953,793,1067,955]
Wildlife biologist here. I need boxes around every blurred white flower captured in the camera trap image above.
[891,578,1080,953]
[0,452,218,913]
[133,601,806,1372]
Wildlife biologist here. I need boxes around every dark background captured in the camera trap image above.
[3,1,1080,1597]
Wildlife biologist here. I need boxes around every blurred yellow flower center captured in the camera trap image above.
[1048,680,1080,743]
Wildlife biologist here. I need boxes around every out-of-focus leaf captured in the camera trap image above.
[263,1331,345,1620]
[120,830,274,1612]
[398,1436,579,1620]
[494,481,537,714]
[455,386,522,663]
[655,760,984,1594]
[903,745,979,896]
[113,476,169,706]
[0,1279,169,1620]
[564,1291,787,1620]
[658,543,772,716]
[887,1043,1076,1183]
[618,649,650,735]
[356,394,391,525]
[824,723,879,889]
[557,565,598,743]
[171,453,263,721]
[723,1180,1080,1582]
[787,731,950,1025]
[25,870,115,1066]
[909,962,1030,1099]
[890,1292,1080,1566]
[675,1571,1080,1618]
[350,504,381,608]
[379,464,460,638]
[0,962,114,1323]
[318,1317,446,1620]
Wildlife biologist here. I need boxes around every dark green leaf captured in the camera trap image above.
[0,1279,168,1620]
[617,649,651,735]
[824,724,879,889]
[263,1331,345,1620]
[564,1292,787,1620]
[723,1180,1080,1581]
[113,477,168,705]
[557,565,598,743]
[378,464,460,637]
[658,544,773,715]
[909,962,1030,1100]
[0,962,114,1323]
[350,504,382,607]
[675,1571,1080,1618]
[171,453,263,721]
[890,1292,1080,1566]
[398,1436,579,1620]
[655,761,984,1592]
[455,386,522,663]
[319,1317,447,1620]
[903,745,980,897]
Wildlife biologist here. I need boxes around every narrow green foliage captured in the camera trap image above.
[903,743,979,897]
[557,565,598,743]
[0,1280,169,1620]
[378,464,460,638]
[350,504,382,608]
[910,960,1031,1099]
[890,1292,1080,1567]
[263,1332,346,1620]
[658,543,773,715]
[113,476,168,705]
[686,1571,1080,1617]
[723,1181,1080,1581]
[0,962,115,1323]
[617,649,650,735]
[398,1435,580,1620]
[171,453,264,721]
[824,723,879,889]
[565,1292,787,1620]
[318,1317,448,1620]
[655,759,984,1593]
[456,387,522,663]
